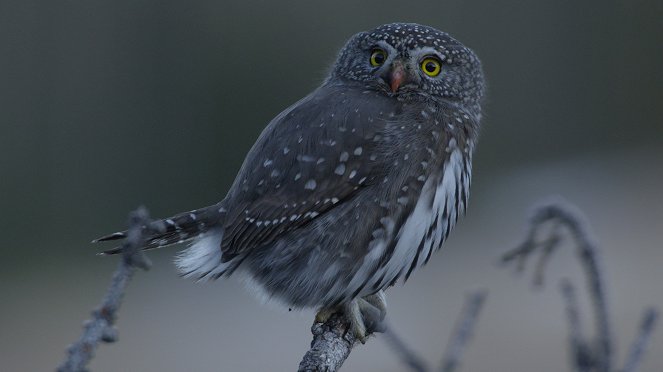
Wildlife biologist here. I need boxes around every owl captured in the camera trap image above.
[98,22,485,341]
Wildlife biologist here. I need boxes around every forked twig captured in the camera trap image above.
[502,198,658,372]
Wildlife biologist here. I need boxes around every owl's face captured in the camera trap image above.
[330,23,484,109]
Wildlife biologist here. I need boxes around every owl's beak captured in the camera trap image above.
[384,62,407,93]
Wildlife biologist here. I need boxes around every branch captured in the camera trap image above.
[502,199,613,371]
[298,312,357,372]
[560,279,593,372]
[502,198,658,372]
[383,324,429,372]
[440,290,488,372]
[57,207,155,372]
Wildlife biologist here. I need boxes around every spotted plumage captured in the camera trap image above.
[97,22,485,339]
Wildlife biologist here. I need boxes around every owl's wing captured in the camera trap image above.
[220,86,391,260]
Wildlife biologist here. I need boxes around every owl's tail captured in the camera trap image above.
[94,203,227,256]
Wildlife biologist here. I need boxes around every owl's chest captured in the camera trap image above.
[358,139,470,292]
[399,142,468,254]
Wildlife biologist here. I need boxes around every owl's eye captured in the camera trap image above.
[370,49,387,67]
[421,57,442,77]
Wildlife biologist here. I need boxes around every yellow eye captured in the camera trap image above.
[421,57,441,77]
[370,49,387,67]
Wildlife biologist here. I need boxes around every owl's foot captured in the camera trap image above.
[315,291,388,343]
[344,290,388,343]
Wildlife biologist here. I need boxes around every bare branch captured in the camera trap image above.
[622,308,659,372]
[501,199,613,371]
[440,290,488,372]
[298,312,357,372]
[57,207,154,372]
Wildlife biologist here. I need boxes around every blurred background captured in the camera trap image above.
[1,0,662,370]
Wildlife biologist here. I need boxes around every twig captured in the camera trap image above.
[383,324,428,372]
[57,207,154,372]
[622,308,659,372]
[298,312,357,372]
[502,198,658,372]
[440,290,488,372]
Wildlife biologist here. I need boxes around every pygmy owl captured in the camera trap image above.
[98,22,485,340]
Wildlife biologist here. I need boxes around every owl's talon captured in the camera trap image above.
[315,307,338,323]
[363,290,387,319]
[345,300,368,343]
[342,291,388,343]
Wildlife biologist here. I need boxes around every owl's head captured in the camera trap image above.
[329,23,485,110]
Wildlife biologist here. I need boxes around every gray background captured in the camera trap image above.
[1,0,662,370]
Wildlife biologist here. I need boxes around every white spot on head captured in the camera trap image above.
[294,173,301,181]
[335,163,346,175]
[339,152,349,162]
[263,159,273,167]
[349,170,357,179]
[353,147,363,155]
[283,147,290,154]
